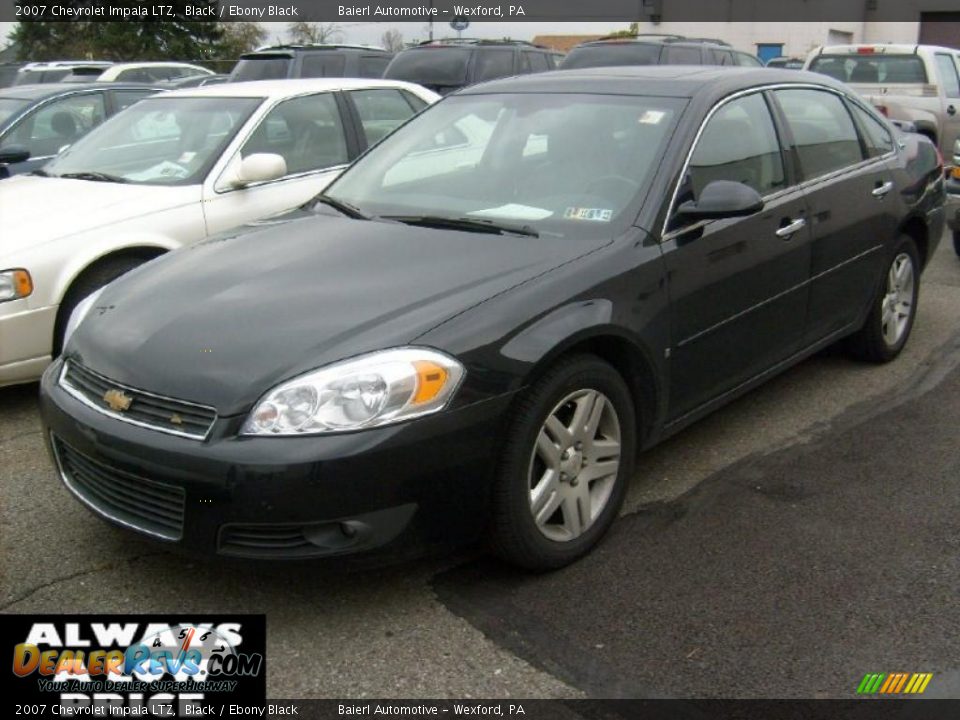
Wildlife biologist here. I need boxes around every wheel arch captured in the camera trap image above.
[508,319,664,450]
[898,214,930,269]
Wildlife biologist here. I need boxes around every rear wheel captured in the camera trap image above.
[53,257,144,355]
[489,355,636,570]
[845,236,919,363]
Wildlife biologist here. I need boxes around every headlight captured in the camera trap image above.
[0,269,33,303]
[62,287,105,349]
[241,348,465,436]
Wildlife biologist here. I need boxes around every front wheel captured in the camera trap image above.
[489,355,636,570]
[845,236,920,363]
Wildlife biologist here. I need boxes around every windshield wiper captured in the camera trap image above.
[29,169,50,177]
[309,194,370,220]
[383,215,539,238]
[58,171,129,183]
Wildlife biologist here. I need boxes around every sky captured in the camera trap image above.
[0,21,628,51]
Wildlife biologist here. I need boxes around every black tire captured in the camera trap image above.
[953,230,959,259]
[53,257,143,355]
[489,354,636,570]
[845,235,920,363]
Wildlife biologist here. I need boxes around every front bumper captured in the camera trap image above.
[0,301,56,386]
[40,358,515,560]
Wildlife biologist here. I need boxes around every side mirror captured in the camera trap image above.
[0,146,31,164]
[229,153,287,188]
[677,180,764,220]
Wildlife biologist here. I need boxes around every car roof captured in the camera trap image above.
[156,78,429,99]
[103,61,211,70]
[459,65,847,98]
[0,82,159,100]
[242,44,390,55]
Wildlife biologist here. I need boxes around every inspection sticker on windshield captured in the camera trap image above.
[565,207,613,222]
[638,110,666,125]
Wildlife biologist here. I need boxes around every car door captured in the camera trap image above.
[202,91,355,236]
[662,90,812,419]
[771,87,896,346]
[0,91,106,175]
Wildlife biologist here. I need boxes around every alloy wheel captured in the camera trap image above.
[881,252,915,347]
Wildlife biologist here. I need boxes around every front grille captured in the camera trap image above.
[60,361,216,440]
[53,436,185,541]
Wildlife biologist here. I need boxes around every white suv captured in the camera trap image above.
[804,44,960,166]
[0,78,438,386]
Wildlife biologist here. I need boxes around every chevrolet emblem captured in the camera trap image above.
[103,388,133,412]
[170,414,183,426]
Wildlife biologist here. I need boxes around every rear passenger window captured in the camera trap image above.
[474,50,515,81]
[849,103,894,157]
[935,54,960,98]
[686,92,785,199]
[301,54,346,78]
[359,55,390,78]
[774,88,863,178]
[349,88,417,146]
[664,46,702,65]
[710,49,734,66]
[529,53,549,72]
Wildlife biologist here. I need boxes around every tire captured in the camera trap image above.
[845,235,920,363]
[953,230,960,259]
[489,354,636,570]
[53,257,143,355]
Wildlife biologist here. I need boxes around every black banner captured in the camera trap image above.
[6,0,960,23]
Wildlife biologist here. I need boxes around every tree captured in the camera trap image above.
[288,22,343,45]
[218,22,267,59]
[380,28,405,52]
[606,22,640,38]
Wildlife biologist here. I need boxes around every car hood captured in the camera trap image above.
[0,175,195,254]
[70,213,607,416]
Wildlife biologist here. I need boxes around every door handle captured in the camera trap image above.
[775,218,806,238]
[872,180,894,198]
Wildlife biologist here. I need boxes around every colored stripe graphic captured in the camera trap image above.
[857,672,932,694]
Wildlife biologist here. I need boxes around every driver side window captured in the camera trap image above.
[686,93,785,202]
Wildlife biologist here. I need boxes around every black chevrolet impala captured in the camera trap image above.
[40,67,945,569]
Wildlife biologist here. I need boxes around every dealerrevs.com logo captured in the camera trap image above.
[2,615,266,715]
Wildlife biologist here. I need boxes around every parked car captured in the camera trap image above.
[60,62,215,84]
[39,67,944,569]
[230,45,393,82]
[0,83,160,178]
[13,61,114,85]
[765,56,804,69]
[804,44,960,165]
[560,35,762,70]
[0,62,25,88]
[384,39,563,95]
[160,74,231,89]
[947,140,960,256]
[0,78,438,387]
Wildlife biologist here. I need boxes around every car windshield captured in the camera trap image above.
[0,97,29,125]
[325,92,684,238]
[44,96,262,185]
[384,49,471,86]
[561,43,662,69]
[232,56,291,81]
[809,54,928,84]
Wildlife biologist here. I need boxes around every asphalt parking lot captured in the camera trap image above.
[2,228,959,699]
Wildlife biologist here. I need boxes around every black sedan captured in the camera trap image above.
[0,83,159,177]
[40,67,945,570]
